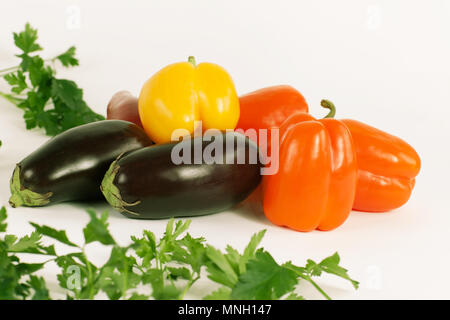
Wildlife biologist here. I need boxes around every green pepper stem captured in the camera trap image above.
[320,99,336,118]
[188,56,196,67]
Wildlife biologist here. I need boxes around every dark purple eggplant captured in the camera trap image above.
[101,132,262,219]
[9,120,153,207]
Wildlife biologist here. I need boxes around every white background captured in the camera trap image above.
[0,0,449,299]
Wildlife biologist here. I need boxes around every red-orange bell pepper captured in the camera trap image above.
[341,119,421,212]
[236,85,308,150]
[262,101,358,232]
[237,85,309,130]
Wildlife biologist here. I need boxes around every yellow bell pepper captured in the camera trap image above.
[138,57,240,144]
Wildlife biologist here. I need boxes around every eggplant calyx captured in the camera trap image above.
[9,164,53,208]
[101,160,140,216]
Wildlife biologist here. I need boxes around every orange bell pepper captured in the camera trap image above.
[237,85,309,130]
[241,88,421,214]
[262,101,358,232]
[341,119,421,212]
[236,85,308,150]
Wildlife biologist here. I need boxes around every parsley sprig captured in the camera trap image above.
[0,23,104,136]
[0,206,358,300]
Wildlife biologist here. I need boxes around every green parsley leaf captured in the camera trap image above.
[0,207,358,300]
[4,70,27,94]
[239,229,266,274]
[0,246,19,299]
[205,245,239,288]
[27,55,45,87]
[7,231,42,252]
[83,210,115,245]
[167,266,192,281]
[284,292,305,300]
[36,244,57,256]
[0,206,7,233]
[224,245,241,275]
[50,79,83,110]
[16,263,45,276]
[128,293,150,300]
[231,249,298,300]
[13,23,42,54]
[131,230,156,268]
[28,275,50,300]
[55,253,87,290]
[1,23,105,137]
[171,233,206,274]
[203,287,232,300]
[314,252,359,289]
[30,222,78,247]
[142,268,181,300]
[97,246,140,299]
[56,46,79,67]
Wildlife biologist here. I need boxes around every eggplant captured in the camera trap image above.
[101,132,263,219]
[9,120,153,207]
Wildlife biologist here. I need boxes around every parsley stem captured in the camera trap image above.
[306,277,331,300]
[81,245,95,300]
[179,274,200,300]
[122,252,129,299]
[0,58,55,75]
[0,91,23,106]
[0,65,19,75]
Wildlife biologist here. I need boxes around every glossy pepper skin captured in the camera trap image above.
[341,119,421,212]
[235,85,308,150]
[262,102,358,232]
[237,85,309,130]
[138,57,240,144]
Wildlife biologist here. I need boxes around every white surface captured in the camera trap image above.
[0,0,449,299]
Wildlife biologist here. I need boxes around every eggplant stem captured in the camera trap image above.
[100,159,141,216]
[9,164,53,207]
